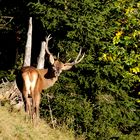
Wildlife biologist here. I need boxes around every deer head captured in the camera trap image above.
[45,35,85,77]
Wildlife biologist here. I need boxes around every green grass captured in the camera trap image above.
[0,106,85,140]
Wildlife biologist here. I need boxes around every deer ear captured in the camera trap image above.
[62,64,73,71]
[49,54,54,65]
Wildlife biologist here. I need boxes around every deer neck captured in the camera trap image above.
[43,76,58,89]
[37,68,59,90]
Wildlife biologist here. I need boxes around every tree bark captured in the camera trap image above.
[37,35,52,69]
[37,41,46,69]
[23,17,32,67]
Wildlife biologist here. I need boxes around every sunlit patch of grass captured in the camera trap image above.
[0,106,85,140]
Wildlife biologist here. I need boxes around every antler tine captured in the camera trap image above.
[45,34,55,64]
[73,52,85,65]
[67,58,71,62]
[46,34,52,42]
[74,52,85,64]
[45,34,52,55]
[74,48,82,62]
[66,48,85,65]
[57,52,59,59]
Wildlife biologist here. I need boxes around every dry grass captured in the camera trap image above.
[0,106,85,140]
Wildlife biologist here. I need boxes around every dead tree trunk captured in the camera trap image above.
[37,35,52,69]
[23,17,32,67]
[37,41,46,69]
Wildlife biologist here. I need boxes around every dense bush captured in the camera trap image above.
[1,0,140,139]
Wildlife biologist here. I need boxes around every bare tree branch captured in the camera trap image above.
[0,16,14,29]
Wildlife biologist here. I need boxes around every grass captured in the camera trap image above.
[0,106,85,140]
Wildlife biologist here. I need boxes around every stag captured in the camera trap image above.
[19,37,85,123]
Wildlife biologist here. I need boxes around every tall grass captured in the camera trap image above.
[0,106,85,140]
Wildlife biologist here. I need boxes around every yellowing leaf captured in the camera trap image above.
[137,100,140,103]
[116,31,123,37]
[113,30,123,45]
[130,67,140,74]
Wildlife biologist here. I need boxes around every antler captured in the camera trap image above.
[61,48,85,70]
[44,34,85,67]
[73,48,85,64]
[66,48,85,66]
[45,34,55,65]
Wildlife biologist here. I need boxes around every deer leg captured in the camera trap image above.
[22,76,32,118]
[35,93,41,120]
[31,92,40,126]
[32,92,41,125]
[23,90,32,121]
[32,93,36,121]
[27,97,32,116]
[29,87,36,123]
[23,90,29,114]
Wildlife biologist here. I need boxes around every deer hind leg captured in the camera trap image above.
[35,92,41,120]
[32,92,41,125]
[22,74,32,118]
[30,73,39,124]
[31,92,36,121]
[26,96,32,117]
[23,89,32,121]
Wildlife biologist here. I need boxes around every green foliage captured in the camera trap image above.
[1,0,140,139]
[42,92,93,132]
[92,93,140,139]
[0,70,15,81]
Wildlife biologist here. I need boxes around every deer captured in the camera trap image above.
[19,39,85,123]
